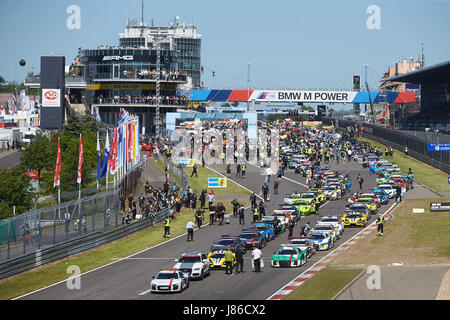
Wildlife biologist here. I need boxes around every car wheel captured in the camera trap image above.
[199,270,204,280]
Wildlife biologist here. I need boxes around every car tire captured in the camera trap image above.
[199,270,204,280]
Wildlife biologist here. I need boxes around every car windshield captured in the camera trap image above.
[309,234,325,239]
[357,199,371,203]
[297,202,309,206]
[210,253,225,259]
[350,204,366,209]
[156,272,179,279]
[322,218,338,222]
[347,214,362,219]
[240,233,257,239]
[315,226,333,231]
[216,239,234,246]
[290,240,308,245]
[179,256,201,263]
[277,249,297,255]
[301,194,314,198]
[379,186,391,190]
[323,187,335,191]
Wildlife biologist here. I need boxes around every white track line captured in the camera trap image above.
[266,201,398,300]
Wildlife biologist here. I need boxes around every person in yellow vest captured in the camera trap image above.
[377,214,384,235]
[221,152,226,164]
[163,217,171,238]
[224,249,234,275]
[404,146,408,157]
[253,207,259,223]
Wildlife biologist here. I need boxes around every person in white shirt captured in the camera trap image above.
[186,221,195,241]
[252,246,263,272]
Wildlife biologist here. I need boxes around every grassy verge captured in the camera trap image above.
[0,157,250,300]
[359,136,450,193]
[284,268,363,300]
[329,198,450,267]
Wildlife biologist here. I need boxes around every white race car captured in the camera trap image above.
[173,252,211,280]
[377,184,396,198]
[150,269,189,293]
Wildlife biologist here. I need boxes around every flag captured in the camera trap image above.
[53,137,61,188]
[77,134,84,184]
[127,121,133,163]
[100,130,110,179]
[10,92,17,114]
[97,132,101,182]
[108,128,118,174]
[92,106,102,122]
[118,126,123,169]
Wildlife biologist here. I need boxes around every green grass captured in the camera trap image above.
[359,136,450,193]
[0,157,250,300]
[284,268,363,300]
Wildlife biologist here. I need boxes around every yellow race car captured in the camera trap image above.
[342,210,368,227]
[207,250,236,269]
[307,188,327,203]
[354,198,378,215]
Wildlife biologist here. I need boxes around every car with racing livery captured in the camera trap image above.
[306,231,334,250]
[342,211,368,227]
[271,246,308,268]
[320,216,344,236]
[173,253,211,280]
[210,235,246,253]
[287,237,316,258]
[207,250,237,269]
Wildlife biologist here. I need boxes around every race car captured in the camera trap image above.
[358,193,382,207]
[322,185,342,200]
[239,231,267,249]
[150,269,189,293]
[373,189,390,205]
[243,222,276,242]
[347,203,372,217]
[299,193,320,205]
[173,253,211,280]
[342,211,368,227]
[271,246,308,268]
[307,188,327,203]
[207,250,237,269]
[210,235,246,253]
[287,237,316,258]
[306,231,334,251]
[377,184,396,198]
[352,198,378,215]
[320,216,344,236]
[277,205,300,221]
[312,223,338,242]
[391,177,409,190]
[261,216,284,235]
[271,210,295,228]
[294,200,317,216]
[283,193,306,205]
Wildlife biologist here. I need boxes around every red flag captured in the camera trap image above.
[53,137,61,188]
[108,128,118,174]
[77,134,84,184]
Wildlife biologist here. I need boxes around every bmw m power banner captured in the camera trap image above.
[208,178,227,188]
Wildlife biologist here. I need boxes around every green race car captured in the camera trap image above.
[271,246,308,268]
[295,201,317,216]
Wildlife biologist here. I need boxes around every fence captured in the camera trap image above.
[324,118,450,174]
[0,160,189,279]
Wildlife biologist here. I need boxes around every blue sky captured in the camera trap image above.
[1,0,449,91]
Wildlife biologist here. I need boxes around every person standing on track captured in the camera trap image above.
[194,209,204,229]
[163,217,171,238]
[357,174,364,191]
[253,207,259,223]
[224,248,234,275]
[377,214,384,235]
[238,205,245,225]
[186,220,195,241]
[235,246,244,274]
[250,192,257,210]
[252,245,263,272]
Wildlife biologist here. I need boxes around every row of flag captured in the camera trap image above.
[53,108,140,191]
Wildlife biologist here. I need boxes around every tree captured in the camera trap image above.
[0,75,5,85]
[0,167,33,219]
[18,134,54,184]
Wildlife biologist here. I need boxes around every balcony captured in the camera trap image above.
[24,76,87,89]
[92,70,187,83]
[92,96,188,109]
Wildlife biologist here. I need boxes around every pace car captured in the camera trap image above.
[150,269,189,293]
[271,246,308,268]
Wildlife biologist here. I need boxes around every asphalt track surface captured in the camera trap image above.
[18,158,393,300]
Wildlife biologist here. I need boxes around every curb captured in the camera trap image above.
[332,269,366,300]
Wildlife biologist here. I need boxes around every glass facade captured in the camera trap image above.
[433,83,450,107]
[175,38,201,88]
[119,37,146,48]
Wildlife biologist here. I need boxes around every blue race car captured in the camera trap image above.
[238,231,267,249]
[242,222,276,242]
[306,231,334,251]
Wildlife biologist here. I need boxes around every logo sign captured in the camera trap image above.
[179,158,195,167]
[427,144,450,151]
[430,202,450,212]
[42,89,60,107]
[208,177,227,188]
[102,55,133,61]
[25,171,39,179]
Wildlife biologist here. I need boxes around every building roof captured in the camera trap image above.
[389,60,450,85]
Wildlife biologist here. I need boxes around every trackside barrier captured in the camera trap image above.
[0,162,189,280]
